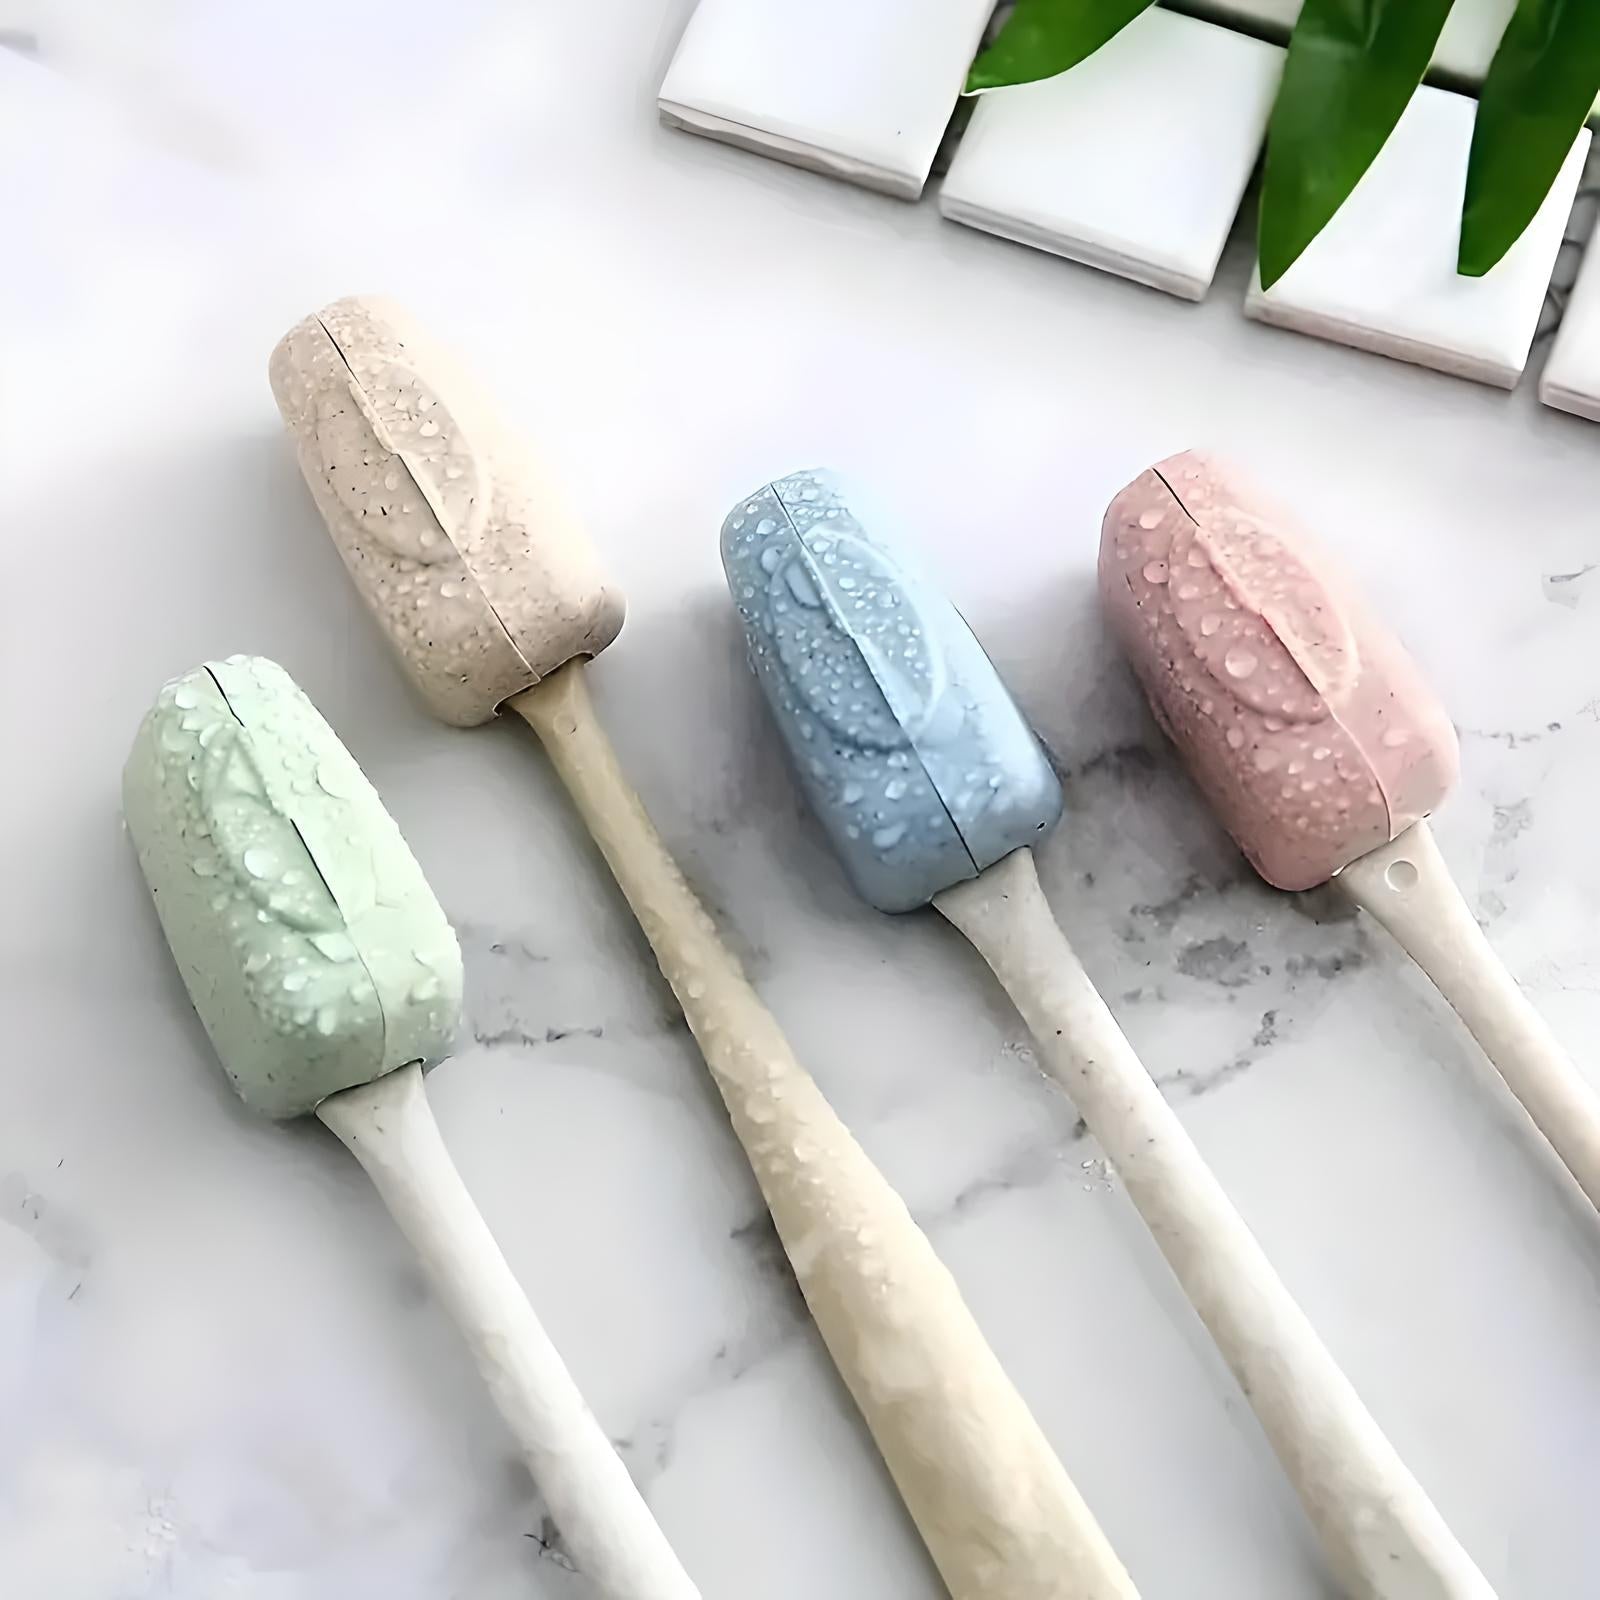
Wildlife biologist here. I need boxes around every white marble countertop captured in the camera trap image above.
[4,4,1600,1596]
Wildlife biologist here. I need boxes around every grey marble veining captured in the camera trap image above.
[4,4,1600,1598]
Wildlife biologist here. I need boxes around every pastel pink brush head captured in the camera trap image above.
[1098,451,1459,892]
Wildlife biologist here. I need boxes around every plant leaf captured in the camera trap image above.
[965,0,1157,93]
[1459,0,1600,277]
[1258,0,1457,290]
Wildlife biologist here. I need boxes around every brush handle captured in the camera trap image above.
[1338,820,1600,1213]
[316,1063,698,1600]
[509,664,1136,1600]
[935,848,1494,1600]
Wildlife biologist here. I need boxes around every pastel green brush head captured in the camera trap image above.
[123,656,462,1120]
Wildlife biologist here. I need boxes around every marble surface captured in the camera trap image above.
[3,4,1600,1597]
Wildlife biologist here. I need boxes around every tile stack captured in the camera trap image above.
[660,0,1599,407]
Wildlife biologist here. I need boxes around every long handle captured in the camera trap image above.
[508,664,1136,1600]
[1338,820,1600,1213]
[934,849,1495,1600]
[316,1063,699,1600]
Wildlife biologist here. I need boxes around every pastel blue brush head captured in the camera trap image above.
[721,469,1062,913]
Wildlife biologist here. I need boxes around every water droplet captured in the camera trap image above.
[243,847,276,879]
[315,1004,340,1035]
[884,779,907,801]
[759,546,782,575]
[173,685,198,710]
[1381,728,1409,749]
[282,972,308,992]
[1138,509,1162,530]
[783,564,821,607]
[837,576,857,592]
[311,931,356,962]
[1176,583,1200,601]
[1287,759,1305,775]
[316,760,353,798]
[1226,727,1245,750]
[1253,748,1281,773]
[411,977,440,1003]
[1224,648,1258,679]
[755,517,777,535]
[191,858,219,878]
[841,782,864,804]
[418,420,439,437]
[244,950,270,975]
[1199,614,1221,637]
[1187,547,1208,568]
[872,822,907,850]
[1142,561,1169,585]
[1313,746,1331,761]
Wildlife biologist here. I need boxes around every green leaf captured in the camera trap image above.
[1459,1,1600,277]
[1258,0,1457,290]
[965,0,1157,94]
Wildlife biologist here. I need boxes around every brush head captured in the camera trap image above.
[123,656,463,1119]
[1099,451,1459,891]
[269,296,625,726]
[722,469,1062,913]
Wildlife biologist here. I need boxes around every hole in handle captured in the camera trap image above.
[1384,858,1419,892]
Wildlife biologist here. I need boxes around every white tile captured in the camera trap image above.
[939,9,1281,300]
[1170,0,1600,104]
[657,0,995,200]
[1541,216,1600,421]
[1244,86,1588,388]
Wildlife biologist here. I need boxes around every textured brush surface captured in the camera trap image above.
[123,656,462,1118]
[270,296,625,726]
[722,469,1061,912]
[1099,452,1459,891]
